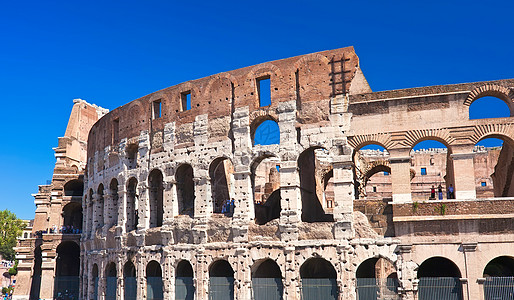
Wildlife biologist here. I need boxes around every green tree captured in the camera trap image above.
[0,210,26,261]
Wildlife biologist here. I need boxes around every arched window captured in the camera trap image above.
[252,259,283,299]
[355,258,398,300]
[483,256,514,299]
[126,178,138,232]
[299,147,333,222]
[176,260,194,300]
[62,202,82,232]
[124,261,137,300]
[469,96,511,119]
[353,144,390,200]
[410,140,452,201]
[251,155,281,225]
[108,178,119,228]
[105,262,117,300]
[96,184,105,229]
[209,260,234,300]
[146,261,163,300]
[176,164,195,217]
[148,169,164,227]
[254,120,280,146]
[474,137,513,198]
[64,179,84,197]
[417,257,462,300]
[54,242,80,299]
[300,258,338,300]
[209,158,234,215]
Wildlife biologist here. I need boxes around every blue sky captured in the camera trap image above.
[0,0,513,219]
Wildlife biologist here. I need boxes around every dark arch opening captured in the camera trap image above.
[29,246,42,300]
[64,178,84,197]
[108,178,119,227]
[209,158,234,215]
[252,259,283,300]
[105,262,117,300]
[299,147,333,222]
[176,260,194,300]
[146,261,163,300]
[97,184,105,229]
[253,119,280,146]
[356,258,399,299]
[353,143,390,200]
[54,242,80,299]
[148,169,164,227]
[418,257,461,278]
[209,260,235,300]
[126,177,138,232]
[300,258,338,300]
[251,155,281,225]
[176,164,195,217]
[484,256,514,277]
[92,264,99,300]
[124,261,137,300]
[469,96,511,119]
[255,189,281,225]
[62,202,82,231]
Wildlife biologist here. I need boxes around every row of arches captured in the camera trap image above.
[87,146,337,236]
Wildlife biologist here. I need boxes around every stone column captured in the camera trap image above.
[279,161,301,242]
[232,169,252,243]
[451,145,476,199]
[235,248,251,300]
[283,246,297,300]
[396,245,416,300]
[332,155,354,239]
[389,148,413,203]
[103,189,112,235]
[39,251,56,300]
[195,250,208,300]
[162,179,175,226]
[461,243,478,300]
[193,175,209,244]
[136,255,145,300]
[137,183,149,232]
[117,184,127,236]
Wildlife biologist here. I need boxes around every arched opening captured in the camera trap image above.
[299,147,333,222]
[108,178,119,228]
[474,136,514,198]
[300,258,337,300]
[29,246,42,300]
[353,144,390,199]
[253,119,280,146]
[97,184,105,229]
[87,189,94,236]
[355,258,398,300]
[410,140,452,201]
[92,264,99,300]
[209,260,235,300]
[417,257,462,300]
[148,169,164,227]
[126,177,138,232]
[124,261,137,300]
[62,202,82,233]
[483,256,514,299]
[469,96,511,119]
[146,261,163,300]
[176,260,194,300]
[105,262,117,300]
[252,259,283,300]
[176,164,195,217]
[322,170,335,211]
[54,242,80,299]
[64,178,84,197]
[251,155,281,225]
[209,158,234,215]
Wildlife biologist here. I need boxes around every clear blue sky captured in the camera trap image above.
[0,0,513,219]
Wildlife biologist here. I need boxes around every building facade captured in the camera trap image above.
[17,47,514,300]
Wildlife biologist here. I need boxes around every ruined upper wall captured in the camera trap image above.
[87,46,369,156]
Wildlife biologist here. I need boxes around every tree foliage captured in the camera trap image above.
[0,210,26,261]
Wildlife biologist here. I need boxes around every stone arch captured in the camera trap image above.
[148,169,164,228]
[251,259,284,300]
[209,259,235,299]
[176,260,195,300]
[355,256,399,299]
[417,256,462,278]
[176,163,195,217]
[209,157,234,214]
[483,256,514,277]
[126,177,138,232]
[400,129,455,150]
[107,178,119,228]
[54,241,80,299]
[247,63,283,85]
[251,153,281,224]
[347,134,394,154]
[64,178,84,197]
[146,260,163,300]
[293,53,332,102]
[123,261,137,300]
[464,84,514,108]
[104,262,117,300]
[96,183,105,229]
[298,146,334,222]
[469,124,514,146]
[62,202,82,231]
[249,113,279,144]
[252,259,283,278]
[300,257,338,300]
[417,256,463,300]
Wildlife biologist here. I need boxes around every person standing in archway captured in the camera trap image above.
[438,184,443,200]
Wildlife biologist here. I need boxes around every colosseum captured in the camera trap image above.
[14,46,514,300]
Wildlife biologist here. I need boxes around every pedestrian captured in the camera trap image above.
[430,185,435,200]
[448,184,455,199]
[438,184,443,200]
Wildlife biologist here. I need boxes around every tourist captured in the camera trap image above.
[448,184,455,199]
[438,184,443,200]
[430,185,435,200]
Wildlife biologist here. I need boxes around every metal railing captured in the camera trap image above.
[252,278,284,300]
[300,278,338,300]
[418,277,463,300]
[147,277,164,300]
[54,276,79,300]
[124,277,137,300]
[484,277,514,300]
[105,277,117,300]
[209,277,235,300]
[356,278,400,300]
[175,277,195,300]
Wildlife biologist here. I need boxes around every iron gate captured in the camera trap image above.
[147,276,164,300]
[176,277,195,300]
[209,277,235,300]
[124,277,137,300]
[418,277,463,300]
[356,278,400,300]
[252,277,284,300]
[54,276,79,300]
[93,277,99,300]
[484,277,514,300]
[105,277,117,300]
[301,278,338,300]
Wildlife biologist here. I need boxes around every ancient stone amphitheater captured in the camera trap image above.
[15,46,514,300]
